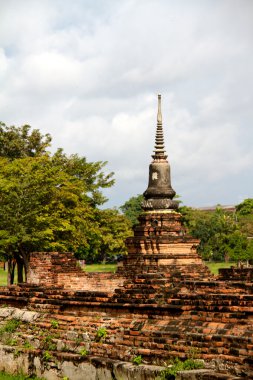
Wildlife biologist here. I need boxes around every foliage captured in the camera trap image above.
[0,372,45,380]
[42,334,57,351]
[0,319,20,335]
[23,341,33,349]
[120,194,144,226]
[51,149,114,207]
[0,122,51,160]
[5,338,17,346]
[159,358,204,379]
[181,206,248,262]
[237,214,253,237]
[79,348,88,356]
[96,327,107,341]
[132,355,142,365]
[0,155,93,281]
[42,351,52,362]
[236,198,253,216]
[50,320,59,329]
[76,208,132,263]
[236,199,253,242]
[0,122,130,282]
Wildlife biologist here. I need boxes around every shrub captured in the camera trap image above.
[79,348,88,357]
[0,319,21,335]
[132,355,142,365]
[50,320,59,329]
[160,358,204,379]
[96,327,107,341]
[43,351,52,362]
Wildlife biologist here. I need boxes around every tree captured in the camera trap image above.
[0,154,115,283]
[0,122,51,159]
[227,231,250,265]
[236,198,253,215]
[52,149,114,207]
[76,208,133,264]
[235,199,253,238]
[120,194,144,226]
[0,156,92,283]
[0,122,120,284]
[181,207,244,262]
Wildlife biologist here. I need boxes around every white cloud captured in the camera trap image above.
[0,0,252,208]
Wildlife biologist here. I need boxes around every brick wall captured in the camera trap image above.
[0,277,252,378]
[27,252,125,292]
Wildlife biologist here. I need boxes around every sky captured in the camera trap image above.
[0,0,252,208]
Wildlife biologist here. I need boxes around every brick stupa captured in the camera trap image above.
[118,95,211,281]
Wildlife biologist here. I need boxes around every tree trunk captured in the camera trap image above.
[20,250,30,283]
[14,253,24,283]
[7,259,16,286]
[17,260,24,283]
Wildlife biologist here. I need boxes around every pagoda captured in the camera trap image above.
[118,95,211,280]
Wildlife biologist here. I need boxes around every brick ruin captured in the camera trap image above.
[0,96,252,380]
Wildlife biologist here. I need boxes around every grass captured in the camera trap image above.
[205,261,236,275]
[0,269,8,286]
[83,263,117,273]
[0,268,17,287]
[0,372,44,380]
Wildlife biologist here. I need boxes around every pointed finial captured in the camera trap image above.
[157,94,162,124]
[152,94,167,160]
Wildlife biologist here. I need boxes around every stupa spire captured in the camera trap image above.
[142,94,178,211]
[153,94,167,160]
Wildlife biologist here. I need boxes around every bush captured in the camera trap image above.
[160,358,204,379]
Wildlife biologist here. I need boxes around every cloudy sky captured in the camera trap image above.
[0,0,252,208]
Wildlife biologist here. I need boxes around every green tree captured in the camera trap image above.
[246,239,253,265]
[76,208,132,263]
[227,230,250,264]
[0,156,92,283]
[0,122,51,159]
[235,199,253,238]
[0,154,115,284]
[120,194,144,226]
[0,123,118,284]
[236,198,253,215]
[181,207,244,262]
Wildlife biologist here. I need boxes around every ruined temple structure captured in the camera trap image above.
[0,96,252,380]
[118,94,211,281]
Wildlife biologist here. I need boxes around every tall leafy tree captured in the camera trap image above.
[0,123,116,284]
[0,155,105,283]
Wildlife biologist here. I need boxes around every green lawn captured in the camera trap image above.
[205,261,236,275]
[0,268,17,286]
[0,268,8,286]
[84,263,117,273]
